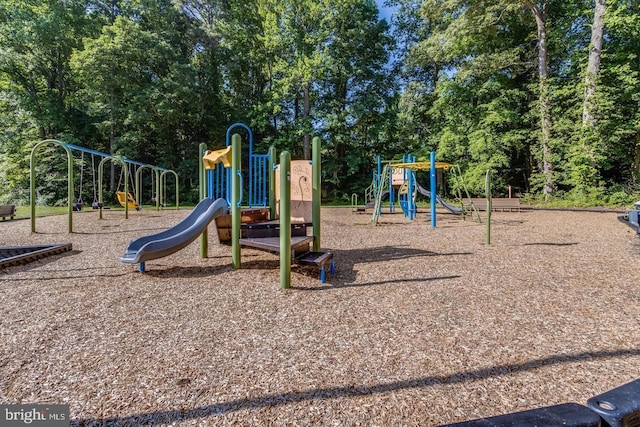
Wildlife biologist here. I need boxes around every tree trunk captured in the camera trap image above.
[632,130,640,183]
[525,0,554,197]
[582,0,606,128]
[109,78,116,191]
[302,81,311,160]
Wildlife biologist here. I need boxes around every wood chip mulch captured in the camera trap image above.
[1,207,639,426]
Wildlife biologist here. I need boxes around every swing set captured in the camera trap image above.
[30,139,178,233]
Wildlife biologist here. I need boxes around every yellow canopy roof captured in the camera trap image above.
[389,161,453,171]
[203,146,232,169]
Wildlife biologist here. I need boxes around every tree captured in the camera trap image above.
[582,0,606,128]
[0,0,93,138]
[524,0,555,197]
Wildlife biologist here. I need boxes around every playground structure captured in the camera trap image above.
[365,153,480,226]
[118,123,333,285]
[198,124,333,287]
[29,139,178,233]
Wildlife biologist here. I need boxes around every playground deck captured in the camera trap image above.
[0,207,638,426]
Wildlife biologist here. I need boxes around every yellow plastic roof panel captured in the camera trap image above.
[203,146,232,169]
[390,161,453,171]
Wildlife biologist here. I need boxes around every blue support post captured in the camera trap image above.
[376,155,382,193]
[388,176,393,212]
[408,154,415,220]
[430,151,436,228]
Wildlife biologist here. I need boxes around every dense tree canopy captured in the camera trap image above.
[0,0,639,206]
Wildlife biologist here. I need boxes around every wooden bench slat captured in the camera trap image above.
[462,198,520,212]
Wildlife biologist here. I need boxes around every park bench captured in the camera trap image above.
[463,198,521,212]
[0,204,16,221]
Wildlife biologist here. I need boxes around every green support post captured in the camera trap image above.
[30,140,74,233]
[486,169,492,245]
[279,151,292,289]
[199,142,208,258]
[231,134,241,269]
[312,137,321,252]
[268,146,276,220]
[155,168,160,211]
[98,157,106,219]
[160,170,179,210]
[122,157,129,220]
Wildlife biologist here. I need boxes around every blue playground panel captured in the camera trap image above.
[206,123,269,207]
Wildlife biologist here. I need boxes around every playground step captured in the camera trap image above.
[242,220,311,238]
[239,235,314,255]
[295,251,333,266]
[295,251,335,284]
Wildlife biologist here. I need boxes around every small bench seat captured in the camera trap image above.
[462,198,521,212]
[0,205,16,221]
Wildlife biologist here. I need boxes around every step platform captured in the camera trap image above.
[239,234,335,283]
[295,251,335,284]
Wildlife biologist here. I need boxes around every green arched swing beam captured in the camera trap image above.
[159,169,179,210]
[135,164,156,210]
[30,139,74,233]
[129,165,180,212]
[98,161,179,218]
[30,139,177,232]
[98,156,130,219]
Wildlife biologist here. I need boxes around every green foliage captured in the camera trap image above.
[1,0,639,207]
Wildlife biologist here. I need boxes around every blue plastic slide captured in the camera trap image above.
[120,197,228,270]
[415,182,462,214]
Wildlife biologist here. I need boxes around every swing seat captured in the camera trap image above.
[116,192,141,210]
[72,202,84,212]
[92,201,103,209]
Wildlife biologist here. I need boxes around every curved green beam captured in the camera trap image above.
[98,156,129,219]
[135,165,154,209]
[30,139,74,233]
[160,170,179,210]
